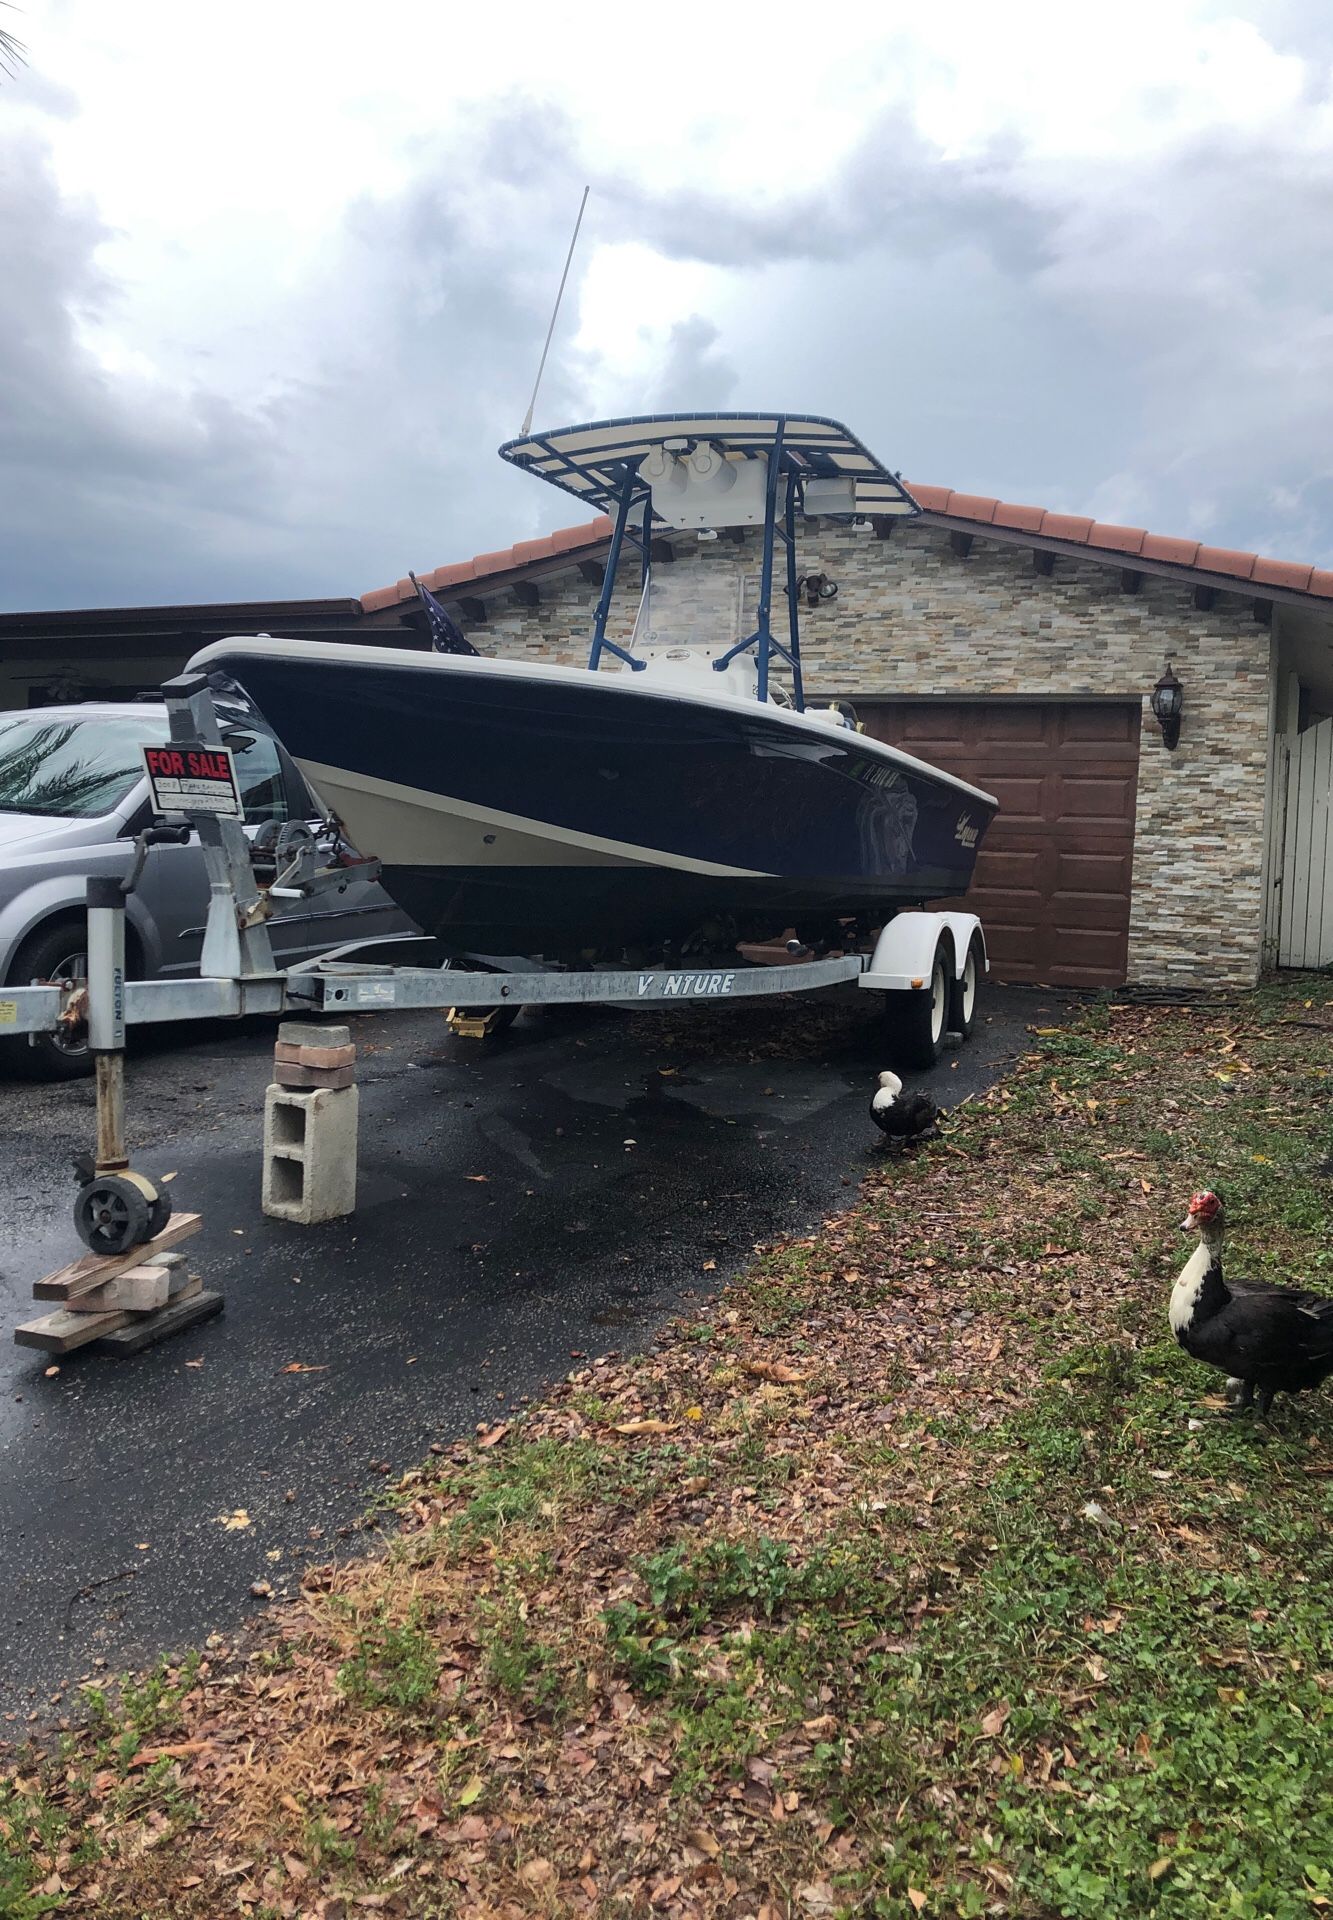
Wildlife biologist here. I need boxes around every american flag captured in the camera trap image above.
[409,572,479,657]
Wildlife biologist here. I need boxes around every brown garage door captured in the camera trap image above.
[858,701,1140,987]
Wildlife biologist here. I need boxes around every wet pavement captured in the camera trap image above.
[0,982,1071,1723]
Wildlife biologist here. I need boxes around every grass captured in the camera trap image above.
[4,978,1333,1916]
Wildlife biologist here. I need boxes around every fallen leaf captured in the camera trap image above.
[612,1418,675,1436]
[686,1827,720,1858]
[478,1422,509,1448]
[684,1405,703,1420]
[43,1365,60,1378]
[465,1174,490,1183]
[702,1259,717,1271]
[278,1362,328,1375]
[980,1702,1010,1738]
[908,1891,928,1913]
[457,1775,483,1807]
[217,1509,251,1531]
[160,1171,178,1183]
[519,1858,555,1890]
[743,1361,807,1386]
[126,1740,214,1770]
[184,1358,204,1369]
[250,1581,272,1599]
[1148,1857,1173,1882]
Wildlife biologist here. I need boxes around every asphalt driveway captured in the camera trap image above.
[0,982,1071,1724]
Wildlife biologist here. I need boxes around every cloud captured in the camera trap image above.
[0,96,604,610]
[6,18,1333,621]
[608,125,1047,278]
[0,115,291,609]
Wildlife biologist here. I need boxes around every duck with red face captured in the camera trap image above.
[1171,1190,1333,1418]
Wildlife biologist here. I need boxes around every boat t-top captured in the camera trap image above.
[189,413,997,961]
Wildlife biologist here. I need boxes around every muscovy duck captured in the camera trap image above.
[1171,1189,1333,1416]
[870,1071,939,1151]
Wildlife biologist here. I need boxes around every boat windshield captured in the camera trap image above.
[0,711,169,818]
[630,563,746,652]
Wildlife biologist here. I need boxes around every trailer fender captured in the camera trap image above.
[856,910,985,994]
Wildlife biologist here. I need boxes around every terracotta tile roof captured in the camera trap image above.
[361,493,1333,610]
[360,518,613,613]
[911,486,1332,598]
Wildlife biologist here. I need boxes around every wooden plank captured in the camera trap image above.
[33,1213,202,1302]
[1310,719,1333,966]
[93,1288,222,1356]
[1318,738,1333,970]
[15,1307,133,1353]
[63,1266,171,1316]
[1293,725,1323,966]
[1278,735,1298,965]
[1282,731,1316,966]
[1263,734,1289,965]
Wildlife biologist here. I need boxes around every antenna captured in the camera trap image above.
[520,184,589,437]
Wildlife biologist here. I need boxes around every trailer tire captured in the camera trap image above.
[884,941,951,1071]
[949,936,982,1041]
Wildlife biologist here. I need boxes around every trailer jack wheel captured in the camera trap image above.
[73,1171,163,1256]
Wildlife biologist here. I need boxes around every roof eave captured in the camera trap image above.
[916,511,1331,614]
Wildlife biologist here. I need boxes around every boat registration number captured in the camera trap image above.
[142,741,243,818]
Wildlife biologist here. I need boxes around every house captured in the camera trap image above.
[6,485,1331,990]
[357,493,1333,992]
[0,596,374,709]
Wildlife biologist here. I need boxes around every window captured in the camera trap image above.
[224,730,289,825]
[0,712,169,818]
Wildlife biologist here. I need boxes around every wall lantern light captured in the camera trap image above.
[1150,662,1183,750]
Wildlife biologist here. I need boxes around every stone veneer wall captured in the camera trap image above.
[428,523,1272,988]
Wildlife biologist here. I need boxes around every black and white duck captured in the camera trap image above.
[1171,1189,1333,1416]
[870,1071,939,1151]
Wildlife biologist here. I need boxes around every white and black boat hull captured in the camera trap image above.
[188,641,996,958]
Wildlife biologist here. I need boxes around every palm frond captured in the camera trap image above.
[0,4,27,81]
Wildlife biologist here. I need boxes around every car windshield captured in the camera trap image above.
[0,711,169,818]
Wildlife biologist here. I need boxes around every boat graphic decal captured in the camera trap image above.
[858,772,919,878]
[638,971,738,998]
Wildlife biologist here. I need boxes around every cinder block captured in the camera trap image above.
[276,1021,352,1051]
[262,1083,359,1223]
[274,1061,356,1091]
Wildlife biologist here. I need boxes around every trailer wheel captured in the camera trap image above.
[949,937,982,1040]
[884,942,950,1070]
[73,1174,152,1256]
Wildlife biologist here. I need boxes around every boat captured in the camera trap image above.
[188,413,997,961]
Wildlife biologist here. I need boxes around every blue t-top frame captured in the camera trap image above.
[586,421,806,710]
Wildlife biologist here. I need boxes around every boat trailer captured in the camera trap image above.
[7,673,985,1354]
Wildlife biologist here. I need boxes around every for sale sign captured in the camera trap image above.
[142,741,244,817]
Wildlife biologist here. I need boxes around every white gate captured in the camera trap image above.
[1271,716,1333,968]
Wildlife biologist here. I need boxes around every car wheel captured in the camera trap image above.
[5,921,96,1081]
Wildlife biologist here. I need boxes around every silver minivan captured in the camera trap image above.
[0,700,415,1078]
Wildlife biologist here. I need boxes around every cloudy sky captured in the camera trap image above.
[3,0,1333,610]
